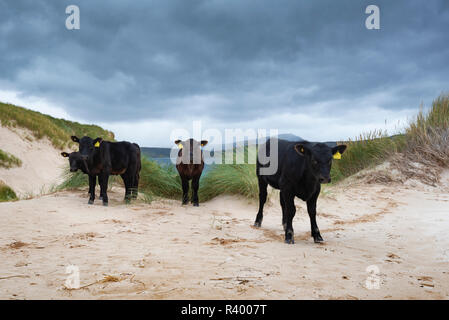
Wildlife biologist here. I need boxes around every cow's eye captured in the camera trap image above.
[312,159,318,166]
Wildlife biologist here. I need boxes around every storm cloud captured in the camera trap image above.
[0,0,448,146]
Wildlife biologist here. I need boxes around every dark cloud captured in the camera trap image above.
[0,0,448,123]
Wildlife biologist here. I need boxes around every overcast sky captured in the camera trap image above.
[1,0,448,147]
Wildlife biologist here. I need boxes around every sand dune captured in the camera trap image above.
[0,125,66,197]
[1,172,449,299]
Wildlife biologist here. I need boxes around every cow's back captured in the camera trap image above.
[105,141,140,174]
[257,138,309,190]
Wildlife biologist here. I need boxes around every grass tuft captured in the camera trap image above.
[404,95,449,167]
[0,149,22,168]
[199,163,258,201]
[0,181,18,202]
[138,157,182,200]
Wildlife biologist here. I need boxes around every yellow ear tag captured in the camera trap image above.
[333,151,341,160]
[94,141,100,148]
[301,148,304,153]
[178,144,183,149]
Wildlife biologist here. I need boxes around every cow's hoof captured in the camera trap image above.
[284,238,295,244]
[313,235,324,243]
[103,202,108,207]
[88,199,94,205]
[193,203,199,207]
[99,196,103,201]
[253,221,262,228]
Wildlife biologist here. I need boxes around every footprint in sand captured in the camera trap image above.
[416,276,434,288]
[385,253,401,264]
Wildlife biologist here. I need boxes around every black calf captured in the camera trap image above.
[254,138,346,244]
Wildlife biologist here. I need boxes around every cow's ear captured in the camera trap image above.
[200,140,208,147]
[175,140,183,149]
[332,145,347,160]
[93,137,103,148]
[294,144,310,156]
[71,136,79,143]
[61,152,70,158]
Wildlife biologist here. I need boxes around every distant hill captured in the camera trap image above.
[141,147,172,159]
[277,133,304,141]
[141,133,336,157]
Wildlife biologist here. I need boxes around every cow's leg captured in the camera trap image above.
[98,175,104,201]
[88,175,96,205]
[254,177,268,227]
[126,162,138,201]
[132,172,139,199]
[307,187,323,243]
[128,173,136,202]
[283,191,296,244]
[280,191,287,231]
[181,176,189,205]
[100,173,109,206]
[121,174,132,204]
[191,175,200,207]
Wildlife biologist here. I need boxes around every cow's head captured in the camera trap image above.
[61,151,85,172]
[294,143,347,184]
[174,138,208,164]
[71,136,102,161]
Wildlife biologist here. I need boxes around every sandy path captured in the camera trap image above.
[1,177,449,299]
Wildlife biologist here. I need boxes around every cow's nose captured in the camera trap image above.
[319,177,331,184]
[70,168,77,172]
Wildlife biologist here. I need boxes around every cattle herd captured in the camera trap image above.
[62,135,346,244]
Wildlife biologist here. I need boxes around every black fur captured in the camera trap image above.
[67,136,141,206]
[254,138,346,244]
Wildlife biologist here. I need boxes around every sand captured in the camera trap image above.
[1,124,448,299]
[1,172,449,299]
[0,125,66,197]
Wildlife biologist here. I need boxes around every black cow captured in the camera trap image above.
[61,151,103,200]
[254,138,346,244]
[69,136,141,206]
[174,138,208,206]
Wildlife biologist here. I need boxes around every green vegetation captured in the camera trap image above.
[0,149,22,168]
[199,163,257,201]
[405,95,449,166]
[139,158,182,200]
[56,170,91,191]
[0,102,114,149]
[330,131,405,182]
[0,181,18,202]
